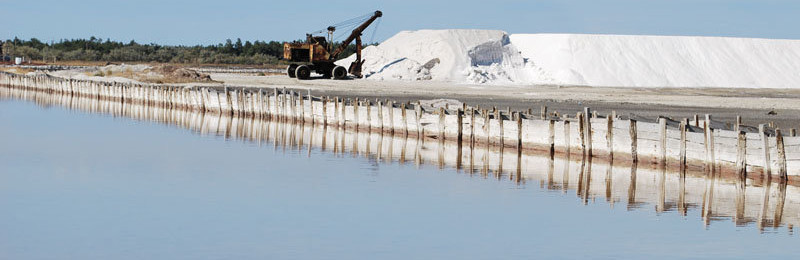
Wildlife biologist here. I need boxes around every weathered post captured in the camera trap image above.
[584,108,593,157]
[736,130,747,177]
[439,107,446,140]
[516,112,523,150]
[540,105,547,119]
[679,121,687,177]
[659,118,667,165]
[457,109,464,146]
[548,119,555,158]
[776,128,788,180]
[630,119,638,163]
[401,102,408,136]
[607,113,614,160]
[759,124,772,179]
[496,108,503,146]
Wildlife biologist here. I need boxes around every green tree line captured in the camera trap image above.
[1,37,369,65]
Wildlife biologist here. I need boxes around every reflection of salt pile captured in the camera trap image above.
[339,30,800,88]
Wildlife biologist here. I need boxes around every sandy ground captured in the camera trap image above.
[211,73,800,129]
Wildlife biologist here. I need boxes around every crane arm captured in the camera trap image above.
[330,10,382,59]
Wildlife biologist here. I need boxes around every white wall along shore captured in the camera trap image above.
[2,71,799,182]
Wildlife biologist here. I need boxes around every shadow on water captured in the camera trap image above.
[1,85,797,234]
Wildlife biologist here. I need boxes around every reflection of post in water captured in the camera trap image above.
[734,173,746,225]
[332,123,339,154]
[469,136,475,175]
[438,135,445,170]
[497,145,504,181]
[657,163,666,213]
[774,181,787,228]
[321,121,328,153]
[702,173,717,228]
[578,153,591,204]
[306,124,314,157]
[414,134,422,169]
[605,156,614,206]
[584,156,592,204]
[482,143,490,178]
[386,134,394,164]
[377,131,383,162]
[678,167,687,216]
[758,180,772,232]
[545,152,555,189]
[627,161,639,210]
[400,135,407,165]
[562,149,571,194]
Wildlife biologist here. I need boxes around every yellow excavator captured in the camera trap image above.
[283,10,382,80]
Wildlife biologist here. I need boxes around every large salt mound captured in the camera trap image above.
[336,29,527,83]
[339,29,800,88]
[511,34,800,88]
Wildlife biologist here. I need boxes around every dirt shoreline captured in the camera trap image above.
[210,73,800,130]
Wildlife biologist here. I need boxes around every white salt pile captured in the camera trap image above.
[337,30,800,88]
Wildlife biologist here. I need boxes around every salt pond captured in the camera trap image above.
[1,91,798,259]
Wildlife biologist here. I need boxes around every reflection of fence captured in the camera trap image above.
[1,72,798,182]
[2,85,798,233]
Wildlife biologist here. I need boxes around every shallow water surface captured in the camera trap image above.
[0,95,798,259]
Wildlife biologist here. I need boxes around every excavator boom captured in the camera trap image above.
[330,10,382,59]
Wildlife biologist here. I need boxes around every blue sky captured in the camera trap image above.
[3,0,800,45]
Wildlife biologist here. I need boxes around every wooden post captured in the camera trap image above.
[776,128,788,180]
[389,101,395,135]
[694,114,699,127]
[439,107,446,140]
[630,119,638,163]
[496,108,503,146]
[659,118,667,165]
[483,109,490,145]
[378,101,384,133]
[583,107,592,157]
[322,96,328,126]
[333,97,339,126]
[679,121,687,177]
[548,119,555,158]
[416,101,423,139]
[565,121,571,155]
[578,112,585,151]
[457,109,464,146]
[759,124,772,179]
[354,98,360,129]
[736,130,747,178]
[516,112,523,150]
[540,105,547,119]
[704,114,714,168]
[735,115,742,133]
[401,102,408,136]
[366,100,372,131]
[607,113,614,160]
[470,108,476,147]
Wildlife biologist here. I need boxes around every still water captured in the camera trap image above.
[0,91,798,259]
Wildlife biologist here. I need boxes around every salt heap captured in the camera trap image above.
[336,29,528,83]
[339,30,800,88]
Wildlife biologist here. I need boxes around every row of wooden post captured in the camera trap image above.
[0,72,791,181]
